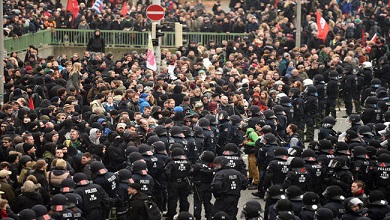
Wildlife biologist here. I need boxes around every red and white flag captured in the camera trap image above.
[66,0,79,19]
[316,11,330,42]
[121,1,129,16]
[146,33,157,71]
[371,33,378,43]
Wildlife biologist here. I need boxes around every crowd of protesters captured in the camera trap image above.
[3,0,390,219]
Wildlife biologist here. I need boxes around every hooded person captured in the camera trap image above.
[87,29,105,53]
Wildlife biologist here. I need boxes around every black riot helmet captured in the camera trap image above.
[274,147,288,160]
[152,141,167,154]
[322,116,336,126]
[302,192,320,211]
[242,200,262,219]
[200,150,215,163]
[371,78,382,88]
[301,149,317,162]
[193,125,205,138]
[365,96,378,108]
[266,184,286,200]
[322,185,345,201]
[328,157,348,170]
[285,185,303,201]
[328,71,339,80]
[223,143,239,155]
[213,156,229,168]
[117,169,133,184]
[249,105,261,116]
[229,115,242,124]
[368,190,388,206]
[279,96,292,107]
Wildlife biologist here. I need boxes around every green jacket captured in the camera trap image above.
[245,128,259,147]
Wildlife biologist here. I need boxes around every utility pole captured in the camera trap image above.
[0,0,5,104]
[296,0,302,49]
[152,0,161,74]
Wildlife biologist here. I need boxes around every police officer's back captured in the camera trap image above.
[131,160,154,196]
[90,161,117,198]
[165,147,192,220]
[367,190,390,220]
[73,172,110,220]
[211,156,247,219]
[191,150,215,220]
[115,169,133,220]
[222,143,247,176]
[322,185,346,218]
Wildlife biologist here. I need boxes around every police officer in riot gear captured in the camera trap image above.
[138,144,159,179]
[116,169,133,220]
[154,125,173,151]
[151,141,168,212]
[217,110,232,156]
[351,146,370,181]
[325,70,339,118]
[198,118,216,153]
[182,126,198,164]
[362,96,383,124]
[342,64,361,117]
[193,125,205,154]
[50,194,74,219]
[262,147,289,194]
[376,89,390,114]
[263,109,278,135]
[322,185,346,218]
[325,157,354,194]
[300,192,321,220]
[361,78,381,105]
[131,160,155,196]
[366,190,390,219]
[279,96,294,125]
[230,115,244,147]
[316,139,335,168]
[318,116,337,141]
[371,153,390,202]
[248,105,266,129]
[283,157,312,192]
[264,184,286,220]
[89,161,118,218]
[313,74,326,127]
[303,85,319,142]
[301,149,325,194]
[289,88,305,137]
[285,185,303,216]
[241,200,263,220]
[191,150,215,220]
[273,105,287,140]
[358,125,375,144]
[211,156,247,220]
[222,143,247,176]
[165,147,192,220]
[170,126,190,156]
[74,172,110,220]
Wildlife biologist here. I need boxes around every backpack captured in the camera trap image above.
[143,197,162,220]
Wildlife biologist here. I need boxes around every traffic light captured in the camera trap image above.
[175,22,188,48]
[152,22,165,46]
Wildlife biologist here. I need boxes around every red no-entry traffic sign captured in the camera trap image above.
[146,4,165,21]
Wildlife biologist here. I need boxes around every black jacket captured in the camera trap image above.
[127,191,148,220]
[12,191,44,213]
